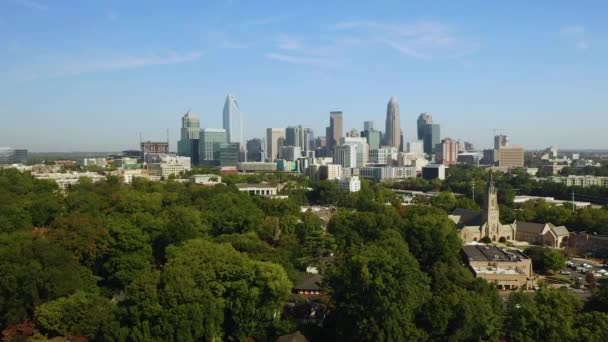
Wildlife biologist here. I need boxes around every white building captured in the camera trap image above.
[334,144,357,169]
[190,174,223,185]
[280,146,302,161]
[79,158,108,167]
[549,175,608,188]
[341,136,369,167]
[405,140,424,155]
[334,176,361,192]
[360,166,416,182]
[266,128,285,161]
[235,183,278,196]
[33,172,105,193]
[422,164,447,180]
[147,156,191,178]
[370,147,398,165]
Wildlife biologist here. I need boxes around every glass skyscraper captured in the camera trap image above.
[222,94,243,146]
[177,111,200,165]
[199,128,228,165]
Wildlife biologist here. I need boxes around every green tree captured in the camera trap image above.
[0,232,99,327]
[35,291,116,338]
[525,246,566,274]
[325,231,430,341]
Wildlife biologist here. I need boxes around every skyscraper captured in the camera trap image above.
[177,111,201,165]
[246,138,265,162]
[285,126,302,147]
[222,94,243,146]
[384,97,401,150]
[417,113,440,154]
[266,128,285,161]
[494,135,509,150]
[328,111,343,155]
[363,121,374,132]
[199,128,228,165]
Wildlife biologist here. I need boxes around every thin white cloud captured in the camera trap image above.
[266,53,336,68]
[558,25,590,50]
[559,25,585,37]
[50,51,203,77]
[335,19,473,59]
[11,0,47,11]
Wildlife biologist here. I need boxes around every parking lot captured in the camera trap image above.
[559,259,608,283]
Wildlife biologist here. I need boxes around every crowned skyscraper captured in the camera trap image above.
[177,111,201,165]
[384,96,401,150]
[222,94,243,146]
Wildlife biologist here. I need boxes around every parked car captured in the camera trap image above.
[560,270,571,275]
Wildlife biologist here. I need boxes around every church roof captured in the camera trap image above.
[552,225,569,236]
[515,221,547,234]
[450,208,483,227]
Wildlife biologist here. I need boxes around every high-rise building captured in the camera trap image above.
[364,121,374,132]
[334,144,357,169]
[0,148,28,164]
[497,146,524,168]
[417,113,440,154]
[199,128,228,165]
[303,128,315,152]
[406,140,424,155]
[280,146,302,161]
[362,129,382,150]
[141,141,169,163]
[384,97,401,150]
[219,143,239,167]
[328,111,343,155]
[436,138,459,165]
[266,128,285,161]
[223,94,243,146]
[494,135,509,150]
[341,136,369,167]
[177,111,201,165]
[246,138,265,162]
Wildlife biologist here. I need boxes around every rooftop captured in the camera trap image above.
[462,245,528,263]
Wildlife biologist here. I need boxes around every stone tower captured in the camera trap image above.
[483,180,500,240]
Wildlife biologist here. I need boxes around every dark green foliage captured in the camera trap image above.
[325,231,430,341]
[0,232,99,328]
[524,246,566,274]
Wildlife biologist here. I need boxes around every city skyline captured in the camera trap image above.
[1,1,607,151]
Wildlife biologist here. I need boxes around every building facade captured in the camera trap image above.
[384,96,401,150]
[462,245,535,290]
[334,144,357,169]
[177,111,200,165]
[436,138,459,165]
[333,176,361,192]
[327,111,343,155]
[266,128,285,161]
[0,148,28,164]
[246,138,265,162]
[360,166,416,182]
[223,94,243,146]
[199,128,228,165]
[497,146,524,168]
[549,175,608,188]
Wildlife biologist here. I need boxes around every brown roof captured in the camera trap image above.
[450,208,483,227]
[515,221,547,234]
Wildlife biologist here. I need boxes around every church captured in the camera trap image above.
[449,181,515,243]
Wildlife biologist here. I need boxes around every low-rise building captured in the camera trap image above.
[462,245,535,290]
[422,164,447,180]
[147,156,191,178]
[513,221,569,248]
[549,175,608,188]
[0,147,28,164]
[237,162,277,173]
[235,183,278,196]
[360,166,416,182]
[568,231,608,258]
[33,172,105,194]
[190,174,223,185]
[333,176,361,192]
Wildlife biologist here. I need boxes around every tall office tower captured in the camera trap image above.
[435,138,459,165]
[246,138,265,162]
[364,121,374,132]
[285,126,302,147]
[315,136,327,149]
[400,129,404,152]
[177,111,201,165]
[417,113,441,155]
[266,128,285,161]
[384,97,401,149]
[342,135,369,168]
[334,144,357,169]
[328,111,343,154]
[222,94,243,146]
[494,135,509,150]
[303,128,315,151]
[199,128,228,165]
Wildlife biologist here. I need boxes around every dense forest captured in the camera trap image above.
[1,167,608,341]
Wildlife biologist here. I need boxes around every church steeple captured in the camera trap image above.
[483,177,500,240]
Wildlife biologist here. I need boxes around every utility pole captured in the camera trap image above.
[472,181,475,203]
[572,190,575,212]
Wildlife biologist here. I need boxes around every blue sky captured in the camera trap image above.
[1,0,606,151]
